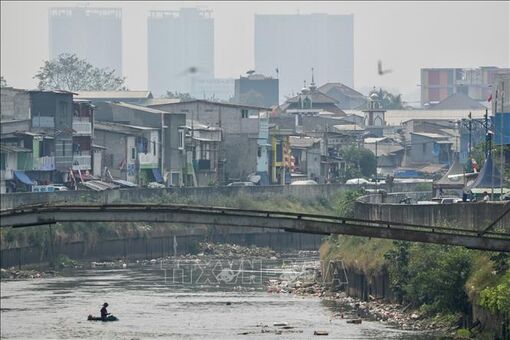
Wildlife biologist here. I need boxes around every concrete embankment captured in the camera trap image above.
[1,230,324,268]
[0,183,426,210]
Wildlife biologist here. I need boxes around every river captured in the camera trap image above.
[1,255,436,339]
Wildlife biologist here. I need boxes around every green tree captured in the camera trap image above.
[0,76,7,87]
[342,146,376,178]
[376,88,405,109]
[384,241,411,303]
[405,245,473,314]
[164,91,195,101]
[34,53,127,91]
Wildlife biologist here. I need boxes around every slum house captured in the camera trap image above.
[26,90,75,187]
[408,132,453,167]
[288,136,325,183]
[181,119,223,186]
[94,121,162,186]
[94,101,186,186]
[363,137,405,176]
[148,100,268,183]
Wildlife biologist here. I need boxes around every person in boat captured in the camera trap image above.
[101,303,109,321]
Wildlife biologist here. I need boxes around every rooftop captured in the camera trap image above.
[75,91,153,100]
[110,101,169,114]
[429,92,486,110]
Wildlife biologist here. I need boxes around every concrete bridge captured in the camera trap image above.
[1,203,509,252]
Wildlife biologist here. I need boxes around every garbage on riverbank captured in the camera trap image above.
[198,242,279,258]
[1,267,56,280]
[265,273,455,333]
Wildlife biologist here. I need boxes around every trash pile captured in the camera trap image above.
[198,242,279,258]
[1,267,56,280]
[265,269,448,332]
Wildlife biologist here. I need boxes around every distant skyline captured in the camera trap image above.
[1,1,509,103]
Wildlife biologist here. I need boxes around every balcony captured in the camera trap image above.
[72,155,92,170]
[34,156,55,171]
[72,121,92,135]
[138,152,158,168]
[1,170,13,181]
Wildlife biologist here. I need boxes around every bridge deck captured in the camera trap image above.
[1,204,509,252]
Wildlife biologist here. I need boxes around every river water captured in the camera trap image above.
[1,256,435,339]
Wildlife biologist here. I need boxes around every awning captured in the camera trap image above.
[14,171,34,185]
[152,168,164,183]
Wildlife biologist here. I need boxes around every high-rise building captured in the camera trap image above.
[420,67,510,108]
[49,7,122,75]
[148,8,214,97]
[254,13,354,103]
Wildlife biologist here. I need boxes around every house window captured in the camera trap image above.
[62,141,66,156]
[422,143,427,154]
[200,142,210,160]
[152,141,156,156]
[131,147,136,160]
[178,129,184,150]
[241,109,248,118]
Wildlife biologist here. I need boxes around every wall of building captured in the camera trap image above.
[0,88,30,121]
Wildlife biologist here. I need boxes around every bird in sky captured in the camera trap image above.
[176,66,204,77]
[378,60,392,76]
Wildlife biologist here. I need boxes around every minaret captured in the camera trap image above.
[363,87,386,136]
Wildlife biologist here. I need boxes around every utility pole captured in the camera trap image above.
[500,85,505,199]
[468,111,472,159]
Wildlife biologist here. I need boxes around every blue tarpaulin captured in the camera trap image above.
[492,113,510,145]
[14,171,33,185]
[151,168,164,183]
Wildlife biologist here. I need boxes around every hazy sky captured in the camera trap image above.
[1,1,509,102]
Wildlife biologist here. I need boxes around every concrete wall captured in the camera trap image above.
[0,231,324,268]
[0,87,30,121]
[353,200,510,231]
[1,182,427,210]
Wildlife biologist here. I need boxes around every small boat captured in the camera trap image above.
[87,314,119,321]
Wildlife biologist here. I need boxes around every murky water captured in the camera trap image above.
[1,256,436,339]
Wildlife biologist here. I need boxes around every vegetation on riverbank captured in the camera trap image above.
[321,234,510,336]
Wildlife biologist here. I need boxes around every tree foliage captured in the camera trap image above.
[402,245,473,314]
[384,241,411,303]
[341,146,377,179]
[163,91,195,101]
[479,269,510,314]
[0,76,7,87]
[34,53,127,91]
[376,88,405,109]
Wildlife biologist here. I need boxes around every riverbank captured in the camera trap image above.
[266,273,455,336]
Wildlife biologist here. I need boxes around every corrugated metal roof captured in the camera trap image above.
[111,101,168,114]
[75,91,153,99]
[0,144,32,153]
[410,132,448,139]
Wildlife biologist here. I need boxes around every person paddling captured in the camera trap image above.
[101,303,109,321]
